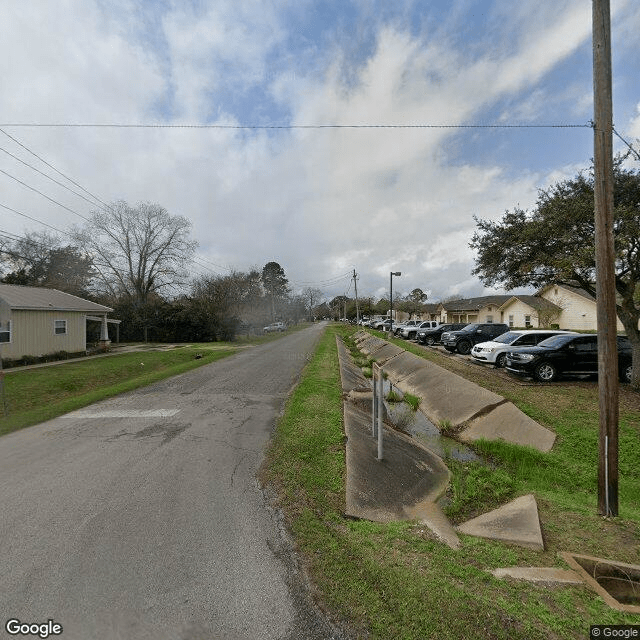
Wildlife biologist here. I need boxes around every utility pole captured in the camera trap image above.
[353,269,360,323]
[593,0,618,516]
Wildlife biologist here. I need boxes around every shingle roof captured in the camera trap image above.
[499,295,561,312]
[439,295,513,312]
[0,284,112,313]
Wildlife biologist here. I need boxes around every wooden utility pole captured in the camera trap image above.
[592,0,618,516]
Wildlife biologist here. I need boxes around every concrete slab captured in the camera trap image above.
[460,402,556,452]
[456,494,544,550]
[378,350,428,382]
[413,502,461,549]
[343,402,450,523]
[393,362,504,428]
[366,342,404,364]
[336,338,371,393]
[358,336,388,355]
[491,567,583,585]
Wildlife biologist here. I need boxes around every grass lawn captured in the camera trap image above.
[0,343,239,437]
[264,324,640,640]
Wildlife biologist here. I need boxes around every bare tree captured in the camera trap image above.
[302,287,323,320]
[74,201,197,304]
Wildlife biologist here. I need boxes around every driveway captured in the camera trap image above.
[0,322,342,640]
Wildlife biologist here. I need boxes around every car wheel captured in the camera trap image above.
[444,346,455,352]
[426,336,435,346]
[408,332,416,340]
[534,361,557,382]
[457,340,472,355]
[620,362,632,384]
[495,353,507,368]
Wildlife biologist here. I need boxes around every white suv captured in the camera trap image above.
[471,329,576,367]
[263,322,286,333]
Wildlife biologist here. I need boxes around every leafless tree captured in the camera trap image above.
[73,201,197,304]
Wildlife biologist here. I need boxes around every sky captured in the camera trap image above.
[0,0,639,304]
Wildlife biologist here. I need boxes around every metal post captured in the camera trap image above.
[377,369,383,460]
[372,364,377,437]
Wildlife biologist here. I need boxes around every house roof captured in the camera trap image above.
[499,295,561,313]
[438,295,513,312]
[0,284,112,313]
[537,283,596,302]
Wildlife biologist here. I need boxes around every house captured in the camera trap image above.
[437,295,513,324]
[498,295,563,328]
[0,284,115,361]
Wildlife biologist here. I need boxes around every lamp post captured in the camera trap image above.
[390,271,401,334]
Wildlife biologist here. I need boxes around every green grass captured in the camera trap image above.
[403,392,421,411]
[0,344,239,436]
[265,324,640,639]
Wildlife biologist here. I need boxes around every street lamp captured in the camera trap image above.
[390,271,401,334]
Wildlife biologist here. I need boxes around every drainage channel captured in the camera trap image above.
[377,377,479,463]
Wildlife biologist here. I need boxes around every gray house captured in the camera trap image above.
[0,284,114,360]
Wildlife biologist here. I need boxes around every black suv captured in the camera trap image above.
[417,323,468,346]
[441,323,509,355]
[505,333,633,383]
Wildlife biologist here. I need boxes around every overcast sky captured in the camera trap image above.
[1,0,639,303]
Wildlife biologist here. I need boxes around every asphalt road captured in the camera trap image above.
[0,322,343,640]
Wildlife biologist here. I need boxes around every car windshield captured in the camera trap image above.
[537,334,576,348]
[459,323,480,332]
[493,332,522,344]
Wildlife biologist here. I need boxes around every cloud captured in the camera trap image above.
[2,0,634,305]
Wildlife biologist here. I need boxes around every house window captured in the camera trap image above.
[0,320,10,343]
[54,320,67,335]
[508,315,514,327]
[486,315,493,323]
[524,315,531,327]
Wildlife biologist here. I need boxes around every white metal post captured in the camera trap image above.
[377,368,384,460]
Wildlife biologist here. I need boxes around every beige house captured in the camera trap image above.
[437,295,512,324]
[498,295,563,328]
[0,284,114,360]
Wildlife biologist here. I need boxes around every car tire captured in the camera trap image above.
[444,346,455,352]
[408,332,416,340]
[620,362,632,384]
[426,336,435,346]
[457,340,472,355]
[534,361,557,382]
[495,353,507,368]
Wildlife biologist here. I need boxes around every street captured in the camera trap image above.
[0,323,341,640]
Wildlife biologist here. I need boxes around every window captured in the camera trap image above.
[524,315,531,327]
[486,315,493,323]
[0,320,10,343]
[54,320,67,335]
[508,314,514,327]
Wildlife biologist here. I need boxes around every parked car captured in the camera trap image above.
[504,333,633,382]
[441,322,509,355]
[392,319,420,335]
[263,321,286,333]
[471,329,577,368]
[400,321,440,340]
[371,318,392,330]
[417,323,468,346]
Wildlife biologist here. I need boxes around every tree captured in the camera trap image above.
[302,287,323,320]
[73,201,197,304]
[0,231,96,297]
[470,158,640,388]
[403,288,428,318]
[261,261,289,321]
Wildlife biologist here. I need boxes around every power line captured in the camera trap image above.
[0,128,111,212]
[0,202,69,235]
[0,145,106,211]
[0,121,592,130]
[613,127,640,161]
[0,168,90,222]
